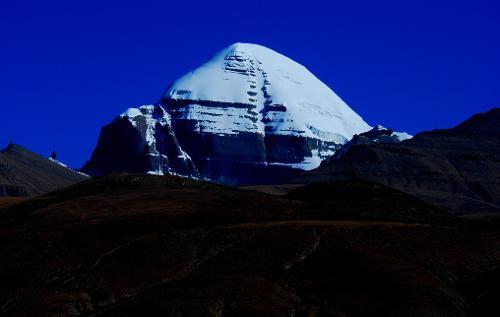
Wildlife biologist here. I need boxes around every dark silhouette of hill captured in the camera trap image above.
[0,144,88,197]
[296,108,500,214]
[1,174,499,316]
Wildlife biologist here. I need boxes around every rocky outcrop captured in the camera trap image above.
[330,125,412,159]
[298,108,500,214]
[82,104,341,185]
[82,105,197,178]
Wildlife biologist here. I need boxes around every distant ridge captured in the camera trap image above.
[296,108,500,214]
[0,144,89,196]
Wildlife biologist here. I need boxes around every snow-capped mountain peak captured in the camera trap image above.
[84,43,372,184]
[165,42,370,143]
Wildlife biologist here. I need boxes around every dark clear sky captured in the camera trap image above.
[1,0,499,168]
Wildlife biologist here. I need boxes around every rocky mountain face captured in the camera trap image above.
[0,144,89,197]
[298,108,500,214]
[83,43,370,185]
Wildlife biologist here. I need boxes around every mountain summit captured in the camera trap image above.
[165,43,370,142]
[83,43,370,184]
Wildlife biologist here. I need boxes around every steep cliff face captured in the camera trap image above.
[83,43,370,185]
[298,108,500,214]
[82,105,197,178]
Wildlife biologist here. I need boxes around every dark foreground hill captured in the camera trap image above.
[1,174,500,316]
[296,108,500,214]
[0,144,89,197]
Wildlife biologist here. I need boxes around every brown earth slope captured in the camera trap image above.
[1,174,499,316]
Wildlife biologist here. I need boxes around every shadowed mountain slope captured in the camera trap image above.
[296,108,500,214]
[0,144,89,197]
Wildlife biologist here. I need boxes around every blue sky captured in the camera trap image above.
[1,0,499,167]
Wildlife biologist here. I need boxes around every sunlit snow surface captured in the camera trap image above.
[165,43,370,142]
[392,131,413,141]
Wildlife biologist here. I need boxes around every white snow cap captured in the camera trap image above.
[164,42,371,142]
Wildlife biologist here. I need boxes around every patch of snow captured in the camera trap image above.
[268,149,324,170]
[48,157,90,177]
[120,104,173,148]
[120,108,143,126]
[147,170,164,176]
[48,157,68,168]
[392,131,413,141]
[374,125,388,131]
[74,170,91,178]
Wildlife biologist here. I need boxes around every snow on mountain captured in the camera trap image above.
[371,125,413,142]
[165,42,370,143]
[330,125,413,160]
[48,157,90,177]
[392,131,413,142]
[84,43,372,184]
[48,157,68,168]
